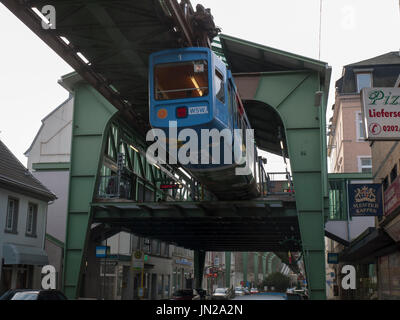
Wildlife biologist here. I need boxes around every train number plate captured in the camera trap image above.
[188,106,208,115]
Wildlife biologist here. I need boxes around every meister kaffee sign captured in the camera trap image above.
[361,87,400,140]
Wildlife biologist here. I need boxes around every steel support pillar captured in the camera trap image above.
[62,80,117,299]
[254,253,259,285]
[267,253,274,274]
[194,250,205,289]
[249,71,328,299]
[262,253,267,281]
[242,252,248,284]
[225,252,231,288]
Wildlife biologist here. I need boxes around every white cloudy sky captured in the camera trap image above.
[0,0,399,172]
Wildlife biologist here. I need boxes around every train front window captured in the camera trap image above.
[154,60,208,100]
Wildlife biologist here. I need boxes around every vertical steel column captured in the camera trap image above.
[262,253,267,281]
[62,82,117,299]
[242,252,248,284]
[255,72,328,299]
[254,253,259,285]
[194,250,205,289]
[225,252,231,288]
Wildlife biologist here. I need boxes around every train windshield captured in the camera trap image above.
[154,60,208,100]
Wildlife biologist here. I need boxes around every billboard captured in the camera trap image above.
[348,183,383,217]
[384,174,400,217]
[361,87,400,140]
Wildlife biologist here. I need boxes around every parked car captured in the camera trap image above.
[5,290,68,300]
[234,287,245,296]
[0,289,31,300]
[170,289,200,300]
[243,287,250,295]
[212,287,234,300]
[192,289,208,300]
[250,287,259,294]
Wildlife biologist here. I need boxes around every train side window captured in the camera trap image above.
[215,69,225,103]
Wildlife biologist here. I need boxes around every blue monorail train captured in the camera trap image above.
[149,47,258,200]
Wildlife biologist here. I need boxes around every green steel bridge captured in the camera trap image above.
[2,0,370,300]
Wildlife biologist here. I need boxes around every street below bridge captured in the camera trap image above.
[232,293,286,300]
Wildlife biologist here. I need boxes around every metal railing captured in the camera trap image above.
[98,175,133,200]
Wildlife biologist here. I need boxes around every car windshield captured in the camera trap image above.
[154,60,209,100]
[215,288,226,293]
[235,287,243,291]
[11,292,38,300]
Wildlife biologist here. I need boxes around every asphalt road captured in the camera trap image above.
[233,293,286,300]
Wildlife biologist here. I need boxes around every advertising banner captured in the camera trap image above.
[348,183,383,216]
[361,87,400,140]
[384,174,400,217]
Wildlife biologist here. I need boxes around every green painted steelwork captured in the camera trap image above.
[32,162,70,171]
[267,253,274,274]
[242,252,248,283]
[243,71,328,299]
[63,81,118,299]
[262,253,267,280]
[225,252,231,288]
[237,71,327,298]
[218,34,331,299]
[254,253,259,285]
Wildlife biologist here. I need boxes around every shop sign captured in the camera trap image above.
[95,246,109,258]
[384,174,400,217]
[175,258,192,266]
[361,87,400,140]
[348,183,383,216]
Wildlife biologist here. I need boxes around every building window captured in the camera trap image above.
[358,157,372,173]
[143,238,151,254]
[152,240,161,255]
[5,198,19,233]
[356,112,365,140]
[163,243,169,257]
[26,203,38,237]
[390,164,398,183]
[356,73,372,93]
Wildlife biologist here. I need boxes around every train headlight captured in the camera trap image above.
[157,108,168,119]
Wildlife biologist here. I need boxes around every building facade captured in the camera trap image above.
[0,140,56,295]
[327,51,400,299]
[369,62,400,299]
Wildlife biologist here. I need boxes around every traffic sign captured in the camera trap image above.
[96,246,109,258]
[132,250,144,270]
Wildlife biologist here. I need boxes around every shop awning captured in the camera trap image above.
[3,243,48,266]
[339,228,397,264]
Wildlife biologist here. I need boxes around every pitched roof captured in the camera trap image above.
[347,51,400,67]
[0,140,56,201]
[24,95,73,155]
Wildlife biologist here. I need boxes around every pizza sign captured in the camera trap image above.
[361,87,400,140]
